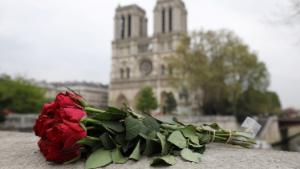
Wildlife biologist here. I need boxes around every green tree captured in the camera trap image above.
[169,29,280,117]
[236,88,281,122]
[237,89,268,117]
[136,87,158,113]
[0,75,47,114]
[162,92,177,114]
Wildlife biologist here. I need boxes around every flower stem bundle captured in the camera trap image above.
[34,91,256,169]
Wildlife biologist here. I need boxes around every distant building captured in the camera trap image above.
[109,0,198,114]
[283,108,300,118]
[37,81,108,108]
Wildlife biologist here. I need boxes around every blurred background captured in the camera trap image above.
[0,0,299,152]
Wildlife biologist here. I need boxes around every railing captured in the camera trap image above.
[2,114,38,131]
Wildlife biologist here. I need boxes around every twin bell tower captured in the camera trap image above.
[109,0,193,114]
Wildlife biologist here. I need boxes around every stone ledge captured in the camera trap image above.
[0,131,299,169]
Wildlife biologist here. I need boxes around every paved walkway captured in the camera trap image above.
[0,131,299,169]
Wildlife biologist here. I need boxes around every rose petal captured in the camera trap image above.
[56,108,86,123]
[55,92,82,109]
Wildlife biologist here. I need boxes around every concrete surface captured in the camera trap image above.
[0,131,300,169]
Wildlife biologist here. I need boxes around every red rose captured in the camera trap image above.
[34,102,58,137]
[34,92,88,163]
[41,102,57,117]
[34,115,57,138]
[55,108,86,123]
[38,121,87,163]
[55,92,83,109]
[34,92,86,138]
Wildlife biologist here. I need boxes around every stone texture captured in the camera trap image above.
[0,131,300,169]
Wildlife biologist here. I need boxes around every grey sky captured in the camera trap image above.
[0,0,299,109]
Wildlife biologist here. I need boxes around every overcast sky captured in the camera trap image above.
[0,0,299,109]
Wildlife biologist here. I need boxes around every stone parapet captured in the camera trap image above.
[0,131,299,169]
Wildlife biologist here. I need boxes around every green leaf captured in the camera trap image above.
[111,147,128,164]
[115,133,126,146]
[190,144,206,154]
[180,148,201,163]
[100,121,124,133]
[125,116,143,140]
[99,133,115,149]
[161,123,184,130]
[85,107,126,121]
[157,132,169,155]
[63,155,81,164]
[181,125,199,145]
[107,106,127,114]
[127,108,144,119]
[139,130,158,141]
[129,140,141,161]
[138,124,151,138]
[77,136,101,147]
[143,115,160,132]
[143,139,160,156]
[204,123,221,130]
[197,133,211,144]
[167,130,187,149]
[189,142,203,148]
[173,117,185,126]
[150,155,176,166]
[85,149,112,169]
[81,118,122,134]
[122,140,137,154]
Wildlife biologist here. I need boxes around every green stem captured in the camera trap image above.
[214,136,227,142]
[82,117,100,124]
[85,107,105,113]
[86,136,101,141]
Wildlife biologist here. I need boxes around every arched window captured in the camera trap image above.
[121,16,125,39]
[128,14,131,38]
[169,7,173,32]
[116,94,128,107]
[120,68,124,79]
[140,17,143,36]
[161,65,165,75]
[168,65,173,75]
[162,8,166,33]
[126,68,130,79]
[179,88,189,104]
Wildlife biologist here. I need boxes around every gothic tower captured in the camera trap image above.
[152,0,187,53]
[109,0,192,114]
[154,0,187,36]
[114,5,148,40]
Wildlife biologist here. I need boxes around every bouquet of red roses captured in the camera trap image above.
[34,91,256,169]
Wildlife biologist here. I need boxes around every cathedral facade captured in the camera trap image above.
[109,0,195,114]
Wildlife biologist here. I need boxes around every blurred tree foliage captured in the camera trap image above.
[136,86,158,113]
[236,89,281,122]
[162,92,177,114]
[0,75,46,114]
[169,29,281,120]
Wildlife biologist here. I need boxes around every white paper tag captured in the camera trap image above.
[241,117,261,138]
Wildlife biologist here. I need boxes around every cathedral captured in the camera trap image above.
[109,0,195,114]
